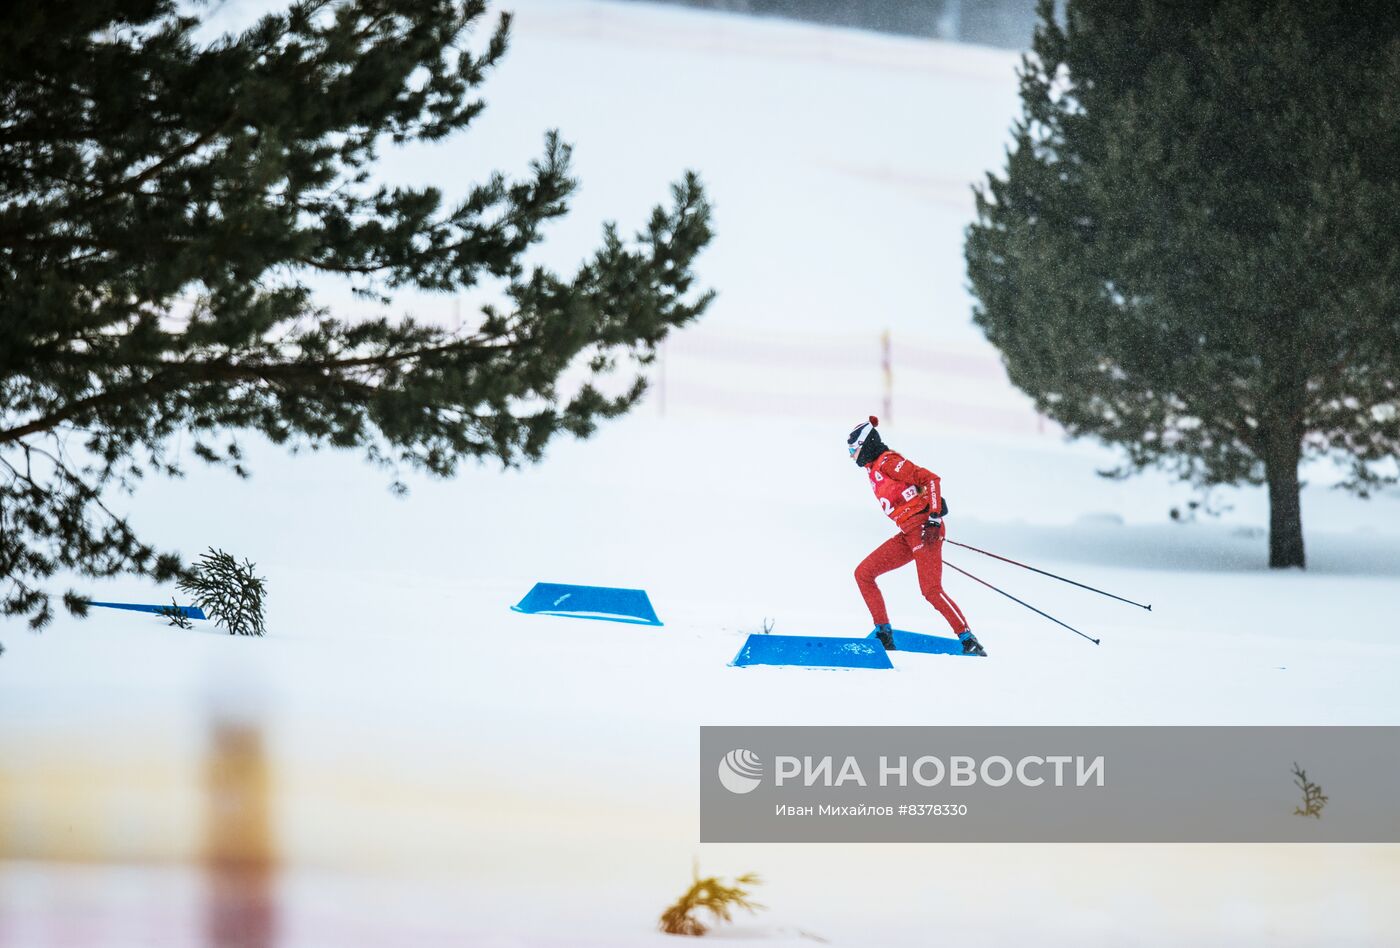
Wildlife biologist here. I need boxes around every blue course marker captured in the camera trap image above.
[866,629,968,656]
[511,582,663,626]
[732,634,893,669]
[88,601,208,620]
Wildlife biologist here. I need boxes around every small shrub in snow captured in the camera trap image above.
[158,597,194,630]
[1291,763,1328,819]
[659,863,763,936]
[178,548,266,636]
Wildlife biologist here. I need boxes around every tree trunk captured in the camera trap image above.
[1264,448,1305,569]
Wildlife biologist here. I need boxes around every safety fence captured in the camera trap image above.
[652,327,1055,439]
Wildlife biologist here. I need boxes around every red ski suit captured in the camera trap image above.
[854,450,970,635]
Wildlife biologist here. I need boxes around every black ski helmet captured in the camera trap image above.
[847,415,885,466]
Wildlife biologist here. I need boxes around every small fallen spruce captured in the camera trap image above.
[178,548,267,636]
[157,597,194,630]
[1292,762,1328,819]
[659,863,763,936]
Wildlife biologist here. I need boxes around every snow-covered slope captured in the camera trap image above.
[3,2,1399,945]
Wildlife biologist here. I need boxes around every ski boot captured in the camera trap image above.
[958,630,987,656]
[873,624,897,651]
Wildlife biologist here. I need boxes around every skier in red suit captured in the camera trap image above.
[848,416,986,656]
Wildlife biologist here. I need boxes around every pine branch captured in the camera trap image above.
[0,334,517,445]
[658,863,764,937]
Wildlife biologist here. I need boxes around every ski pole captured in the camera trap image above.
[945,559,1101,646]
[946,539,1152,611]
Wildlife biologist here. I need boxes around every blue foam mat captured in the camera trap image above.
[867,629,969,656]
[732,633,894,669]
[511,582,663,626]
[88,601,208,620]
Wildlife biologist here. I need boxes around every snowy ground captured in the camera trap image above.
[4,1,1400,945]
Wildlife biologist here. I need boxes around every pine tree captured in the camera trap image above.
[966,0,1400,568]
[0,0,714,628]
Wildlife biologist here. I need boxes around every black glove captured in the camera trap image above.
[922,516,944,543]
